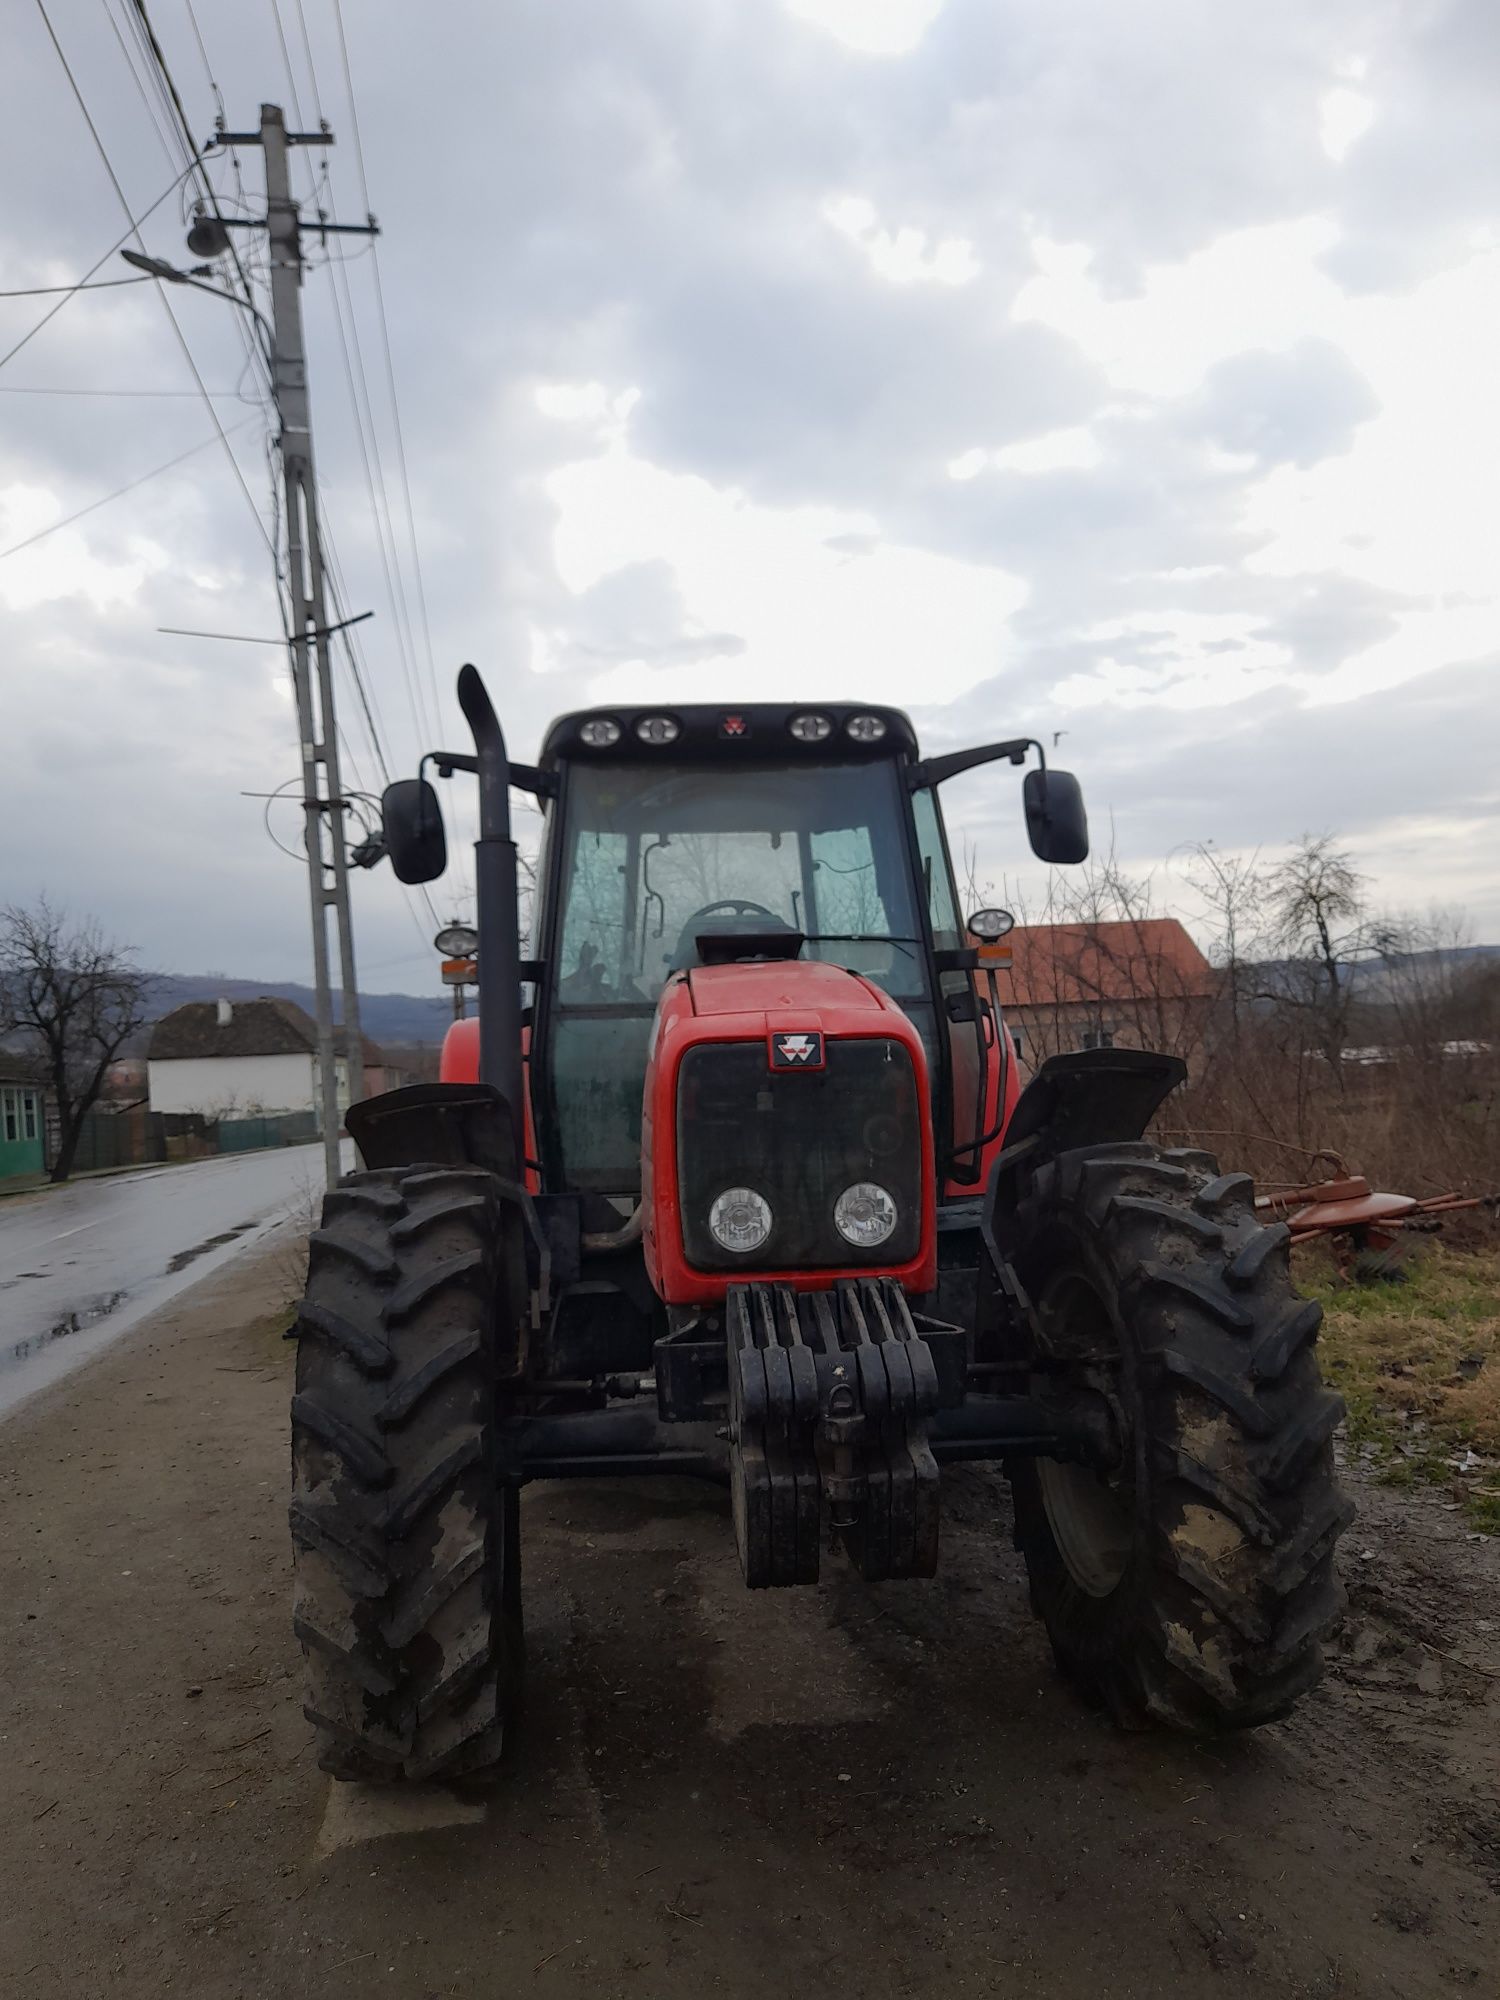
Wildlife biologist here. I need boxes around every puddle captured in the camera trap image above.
[8,1290,128,1370]
[165,1221,259,1274]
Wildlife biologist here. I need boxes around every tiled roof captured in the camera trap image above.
[148,997,383,1064]
[1000,919,1218,1009]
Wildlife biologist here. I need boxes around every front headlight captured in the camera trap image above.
[708,1186,772,1254]
[834,1182,898,1248]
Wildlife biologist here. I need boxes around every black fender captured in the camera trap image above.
[979,1048,1186,1286]
[345,1082,551,1327]
[345,1080,519,1176]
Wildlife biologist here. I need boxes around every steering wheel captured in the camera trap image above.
[669,898,789,970]
[690,898,779,925]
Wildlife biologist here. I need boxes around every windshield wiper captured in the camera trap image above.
[801,933,921,960]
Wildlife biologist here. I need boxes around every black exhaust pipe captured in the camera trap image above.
[457,664,524,1171]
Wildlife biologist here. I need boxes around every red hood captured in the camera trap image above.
[682,959,897,1021]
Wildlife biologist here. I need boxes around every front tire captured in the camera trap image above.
[1002,1142,1354,1732]
[290,1164,522,1782]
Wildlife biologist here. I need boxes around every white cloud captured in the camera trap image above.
[947,427,1102,480]
[1320,86,1375,164]
[783,0,945,57]
[542,413,1025,706]
[1050,610,1291,713]
[823,195,979,286]
[533,381,612,422]
[1013,219,1345,399]
[1010,216,1500,715]
[0,484,161,610]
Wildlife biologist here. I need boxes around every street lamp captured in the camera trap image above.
[120,248,273,364]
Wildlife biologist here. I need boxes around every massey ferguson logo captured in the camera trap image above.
[771,1031,824,1070]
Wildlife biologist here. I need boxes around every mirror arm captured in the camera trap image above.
[508,762,557,800]
[906,737,1043,789]
[427,749,556,801]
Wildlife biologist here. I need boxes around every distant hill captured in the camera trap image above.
[137,974,453,1050]
[1249,942,1500,1002]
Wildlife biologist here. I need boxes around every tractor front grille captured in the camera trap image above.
[676,1037,923,1272]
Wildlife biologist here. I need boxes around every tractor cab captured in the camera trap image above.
[528,702,1033,1207]
[422,699,1086,1213]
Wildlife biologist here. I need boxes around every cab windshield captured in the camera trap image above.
[541,758,932,1192]
[553,759,924,1004]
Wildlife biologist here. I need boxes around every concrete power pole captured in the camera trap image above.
[216,104,376,1186]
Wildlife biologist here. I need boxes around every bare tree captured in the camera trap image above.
[1261,835,1394,1089]
[1181,842,1271,1051]
[0,900,154,1183]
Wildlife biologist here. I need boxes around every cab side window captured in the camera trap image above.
[911,788,962,951]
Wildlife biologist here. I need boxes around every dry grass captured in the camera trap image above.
[1304,1241,1500,1532]
[267,1176,321,1320]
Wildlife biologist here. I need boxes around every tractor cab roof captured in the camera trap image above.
[540,703,919,770]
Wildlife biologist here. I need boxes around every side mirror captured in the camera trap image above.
[1023,768,1089,865]
[967,907,1015,940]
[381,777,448,884]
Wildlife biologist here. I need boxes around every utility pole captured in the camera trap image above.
[209,105,379,1186]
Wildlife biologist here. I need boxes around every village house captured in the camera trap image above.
[997,918,1220,1074]
[0,1058,49,1182]
[147,997,395,1124]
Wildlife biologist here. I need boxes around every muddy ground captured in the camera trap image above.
[1,1238,1497,1999]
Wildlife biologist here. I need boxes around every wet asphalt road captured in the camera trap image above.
[0,1143,333,1417]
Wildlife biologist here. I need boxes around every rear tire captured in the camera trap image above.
[1002,1142,1354,1732]
[290,1164,522,1782]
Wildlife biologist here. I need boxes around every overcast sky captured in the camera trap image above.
[2,0,1496,992]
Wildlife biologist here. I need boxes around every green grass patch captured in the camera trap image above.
[1302,1241,1500,1530]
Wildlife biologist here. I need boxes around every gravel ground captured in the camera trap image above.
[1,1236,1497,1998]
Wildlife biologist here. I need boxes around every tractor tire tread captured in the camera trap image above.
[291,1162,519,1783]
[1001,1139,1352,1735]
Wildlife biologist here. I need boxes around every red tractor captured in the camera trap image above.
[292,669,1352,1781]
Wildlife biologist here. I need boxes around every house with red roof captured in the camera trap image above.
[996,918,1220,1073]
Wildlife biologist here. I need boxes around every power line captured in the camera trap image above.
[0,158,196,374]
[127,0,273,401]
[331,0,445,742]
[257,0,444,780]
[319,521,452,960]
[180,0,222,120]
[366,250,444,740]
[265,0,308,131]
[119,0,187,159]
[0,274,151,297]
[281,10,434,756]
[329,0,371,204]
[0,414,258,559]
[231,3,437,801]
[290,0,324,126]
[321,247,433,750]
[102,0,181,172]
[0,383,243,396]
[33,0,278,565]
[320,528,394,785]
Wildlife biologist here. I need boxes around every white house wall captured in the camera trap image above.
[148,1053,315,1119]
